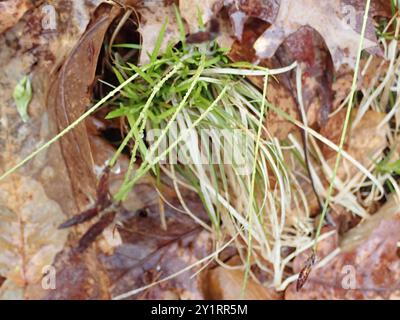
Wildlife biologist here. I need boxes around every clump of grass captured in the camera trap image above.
[0,5,319,293]
[104,7,317,291]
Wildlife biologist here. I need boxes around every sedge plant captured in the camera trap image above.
[104,8,316,292]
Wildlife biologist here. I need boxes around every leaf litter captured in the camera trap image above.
[0,0,400,300]
[13,76,33,123]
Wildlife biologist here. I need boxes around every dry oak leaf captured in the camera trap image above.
[254,0,378,70]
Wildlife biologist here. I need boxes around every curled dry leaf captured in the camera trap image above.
[228,18,334,134]
[274,25,335,126]
[286,197,400,299]
[47,4,121,211]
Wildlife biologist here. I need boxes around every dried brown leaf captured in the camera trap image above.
[254,0,383,70]
[46,131,213,300]
[91,135,213,299]
[0,180,68,299]
[100,213,212,300]
[47,4,121,211]
[321,110,389,180]
[286,197,400,299]
[296,252,316,291]
[205,262,282,300]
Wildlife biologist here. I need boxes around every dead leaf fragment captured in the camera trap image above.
[286,197,400,299]
[321,110,389,181]
[296,252,316,292]
[205,265,282,300]
[0,177,68,299]
[100,191,212,300]
[48,4,121,211]
[254,0,378,70]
